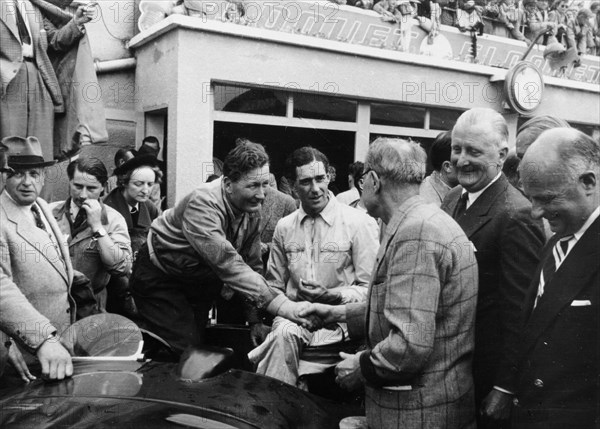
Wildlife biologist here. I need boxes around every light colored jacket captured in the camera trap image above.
[0,192,74,352]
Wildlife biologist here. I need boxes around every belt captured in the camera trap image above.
[23,57,34,63]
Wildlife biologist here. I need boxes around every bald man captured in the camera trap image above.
[509,128,599,429]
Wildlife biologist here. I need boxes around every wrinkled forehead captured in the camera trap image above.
[239,165,270,183]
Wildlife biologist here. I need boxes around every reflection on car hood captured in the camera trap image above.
[0,362,358,428]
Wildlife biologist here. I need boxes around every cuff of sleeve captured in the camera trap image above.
[346,302,366,340]
[493,386,515,395]
[265,293,288,315]
[359,349,384,387]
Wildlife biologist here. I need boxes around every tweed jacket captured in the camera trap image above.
[259,186,296,248]
[510,216,599,429]
[50,198,131,295]
[0,192,74,353]
[0,0,82,109]
[441,174,545,391]
[347,195,478,428]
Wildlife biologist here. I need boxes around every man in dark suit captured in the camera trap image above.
[441,108,545,428]
[508,128,599,429]
[0,0,93,159]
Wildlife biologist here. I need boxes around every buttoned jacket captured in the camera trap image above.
[441,175,545,389]
[511,217,599,429]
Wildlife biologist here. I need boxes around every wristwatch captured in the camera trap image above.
[92,227,107,239]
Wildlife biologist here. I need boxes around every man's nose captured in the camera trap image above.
[80,188,88,199]
[309,180,320,193]
[256,185,266,199]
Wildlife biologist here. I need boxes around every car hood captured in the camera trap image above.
[0,362,357,428]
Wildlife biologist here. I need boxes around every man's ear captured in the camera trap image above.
[442,160,453,173]
[222,176,233,194]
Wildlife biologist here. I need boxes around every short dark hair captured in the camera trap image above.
[223,139,269,182]
[348,161,364,180]
[428,131,452,171]
[114,148,130,168]
[142,136,160,148]
[67,157,109,186]
[285,147,330,182]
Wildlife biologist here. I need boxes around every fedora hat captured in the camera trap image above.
[113,150,158,176]
[2,136,57,169]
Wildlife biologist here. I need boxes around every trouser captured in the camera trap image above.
[248,316,345,386]
[0,61,54,159]
[130,244,221,354]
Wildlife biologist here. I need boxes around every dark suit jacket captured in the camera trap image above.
[103,188,159,254]
[511,216,599,429]
[441,174,545,395]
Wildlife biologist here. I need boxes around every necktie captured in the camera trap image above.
[31,205,47,231]
[534,235,573,308]
[454,192,469,219]
[14,2,31,45]
[72,209,87,231]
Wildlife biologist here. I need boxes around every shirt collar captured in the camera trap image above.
[299,193,336,226]
[572,206,600,243]
[69,198,80,218]
[461,171,502,207]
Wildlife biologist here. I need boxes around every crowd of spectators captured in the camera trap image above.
[330,0,600,54]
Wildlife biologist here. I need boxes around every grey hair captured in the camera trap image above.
[453,108,509,150]
[365,138,426,185]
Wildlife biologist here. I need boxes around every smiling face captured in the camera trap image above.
[70,168,103,207]
[224,165,270,213]
[522,162,592,237]
[294,160,330,217]
[4,168,44,206]
[451,124,507,193]
[123,166,156,206]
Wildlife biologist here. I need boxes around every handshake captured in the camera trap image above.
[277,300,346,332]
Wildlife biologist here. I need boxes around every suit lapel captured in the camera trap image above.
[1,193,70,284]
[0,0,20,41]
[457,176,507,238]
[37,198,72,283]
[521,217,600,354]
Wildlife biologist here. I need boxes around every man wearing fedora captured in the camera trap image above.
[50,157,132,311]
[0,136,74,382]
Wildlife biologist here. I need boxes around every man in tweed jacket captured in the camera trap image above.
[302,138,478,429]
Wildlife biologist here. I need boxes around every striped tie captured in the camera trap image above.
[31,205,47,231]
[534,236,573,308]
